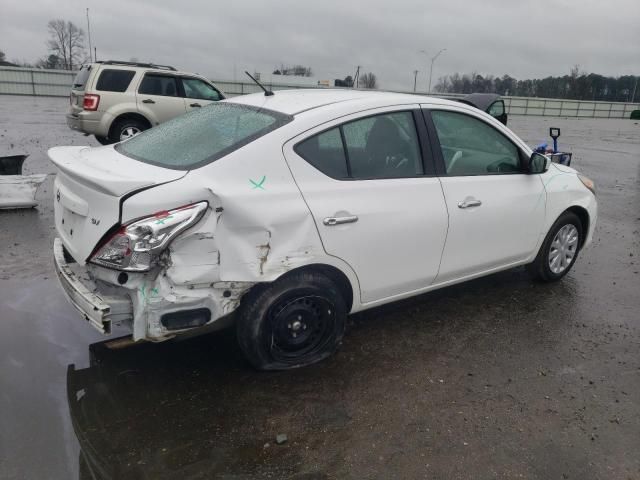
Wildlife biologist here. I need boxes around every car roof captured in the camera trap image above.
[227,88,461,115]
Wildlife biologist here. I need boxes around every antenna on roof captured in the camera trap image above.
[245,71,274,96]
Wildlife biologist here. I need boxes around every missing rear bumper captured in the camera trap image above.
[54,238,133,334]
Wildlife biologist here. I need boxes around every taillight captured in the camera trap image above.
[90,202,208,271]
[83,94,100,111]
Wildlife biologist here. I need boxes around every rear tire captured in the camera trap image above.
[527,211,583,282]
[94,135,110,145]
[108,118,148,143]
[236,271,347,370]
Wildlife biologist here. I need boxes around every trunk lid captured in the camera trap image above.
[49,146,187,264]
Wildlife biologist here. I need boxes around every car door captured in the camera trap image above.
[283,106,449,304]
[424,106,546,283]
[136,73,186,124]
[181,77,223,112]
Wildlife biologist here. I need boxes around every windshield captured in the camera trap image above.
[116,103,292,170]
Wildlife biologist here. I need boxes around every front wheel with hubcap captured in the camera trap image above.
[236,271,347,370]
[528,211,583,282]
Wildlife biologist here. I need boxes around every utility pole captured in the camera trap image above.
[353,65,361,89]
[86,8,93,62]
[632,75,638,104]
[413,70,419,92]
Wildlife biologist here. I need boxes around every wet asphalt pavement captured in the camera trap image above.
[1,95,639,479]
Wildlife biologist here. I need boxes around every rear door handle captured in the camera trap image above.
[142,99,155,104]
[323,215,358,226]
[190,103,202,108]
[458,199,482,209]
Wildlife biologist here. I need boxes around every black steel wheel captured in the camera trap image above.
[236,271,347,370]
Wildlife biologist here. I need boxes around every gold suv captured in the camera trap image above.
[67,60,225,144]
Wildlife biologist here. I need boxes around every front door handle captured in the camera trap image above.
[190,103,202,108]
[323,215,358,226]
[142,99,155,104]
[458,199,482,209]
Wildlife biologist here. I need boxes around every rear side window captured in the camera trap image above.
[116,103,293,170]
[72,66,91,89]
[95,69,135,92]
[295,111,424,180]
[138,74,178,96]
[295,128,348,178]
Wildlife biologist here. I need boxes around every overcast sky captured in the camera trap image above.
[1,0,638,90]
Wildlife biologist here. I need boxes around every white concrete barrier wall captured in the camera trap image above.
[1,66,638,118]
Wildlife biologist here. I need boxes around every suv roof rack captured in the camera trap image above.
[96,60,177,71]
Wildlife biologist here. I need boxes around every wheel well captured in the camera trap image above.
[109,112,152,137]
[279,264,354,311]
[565,206,589,248]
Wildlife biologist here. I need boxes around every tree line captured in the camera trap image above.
[435,66,639,102]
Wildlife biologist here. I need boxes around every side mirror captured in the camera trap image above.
[528,152,549,174]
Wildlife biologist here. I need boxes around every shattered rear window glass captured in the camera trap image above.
[115,103,292,170]
[72,66,91,89]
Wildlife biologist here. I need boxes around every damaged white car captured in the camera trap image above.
[51,89,597,370]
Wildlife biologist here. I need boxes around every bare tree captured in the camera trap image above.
[360,72,378,89]
[46,19,86,70]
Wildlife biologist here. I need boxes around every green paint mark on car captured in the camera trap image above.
[250,176,266,190]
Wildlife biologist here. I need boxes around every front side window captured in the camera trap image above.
[488,100,505,117]
[96,69,135,92]
[116,103,292,170]
[138,74,178,97]
[431,110,521,175]
[295,111,424,180]
[182,78,221,101]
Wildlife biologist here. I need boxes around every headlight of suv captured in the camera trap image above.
[90,202,208,271]
[578,175,596,195]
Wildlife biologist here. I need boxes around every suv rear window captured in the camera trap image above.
[116,103,293,170]
[95,69,135,92]
[72,66,91,89]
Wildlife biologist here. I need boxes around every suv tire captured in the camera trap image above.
[527,211,583,282]
[94,135,110,145]
[236,271,347,370]
[109,118,148,143]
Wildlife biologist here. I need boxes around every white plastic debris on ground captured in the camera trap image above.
[0,174,47,208]
[0,154,47,209]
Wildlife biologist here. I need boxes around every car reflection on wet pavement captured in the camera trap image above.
[1,96,639,479]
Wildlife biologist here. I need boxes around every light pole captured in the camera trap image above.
[428,48,446,93]
[413,70,419,92]
[86,8,93,62]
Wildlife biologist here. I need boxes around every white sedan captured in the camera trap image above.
[50,89,597,370]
